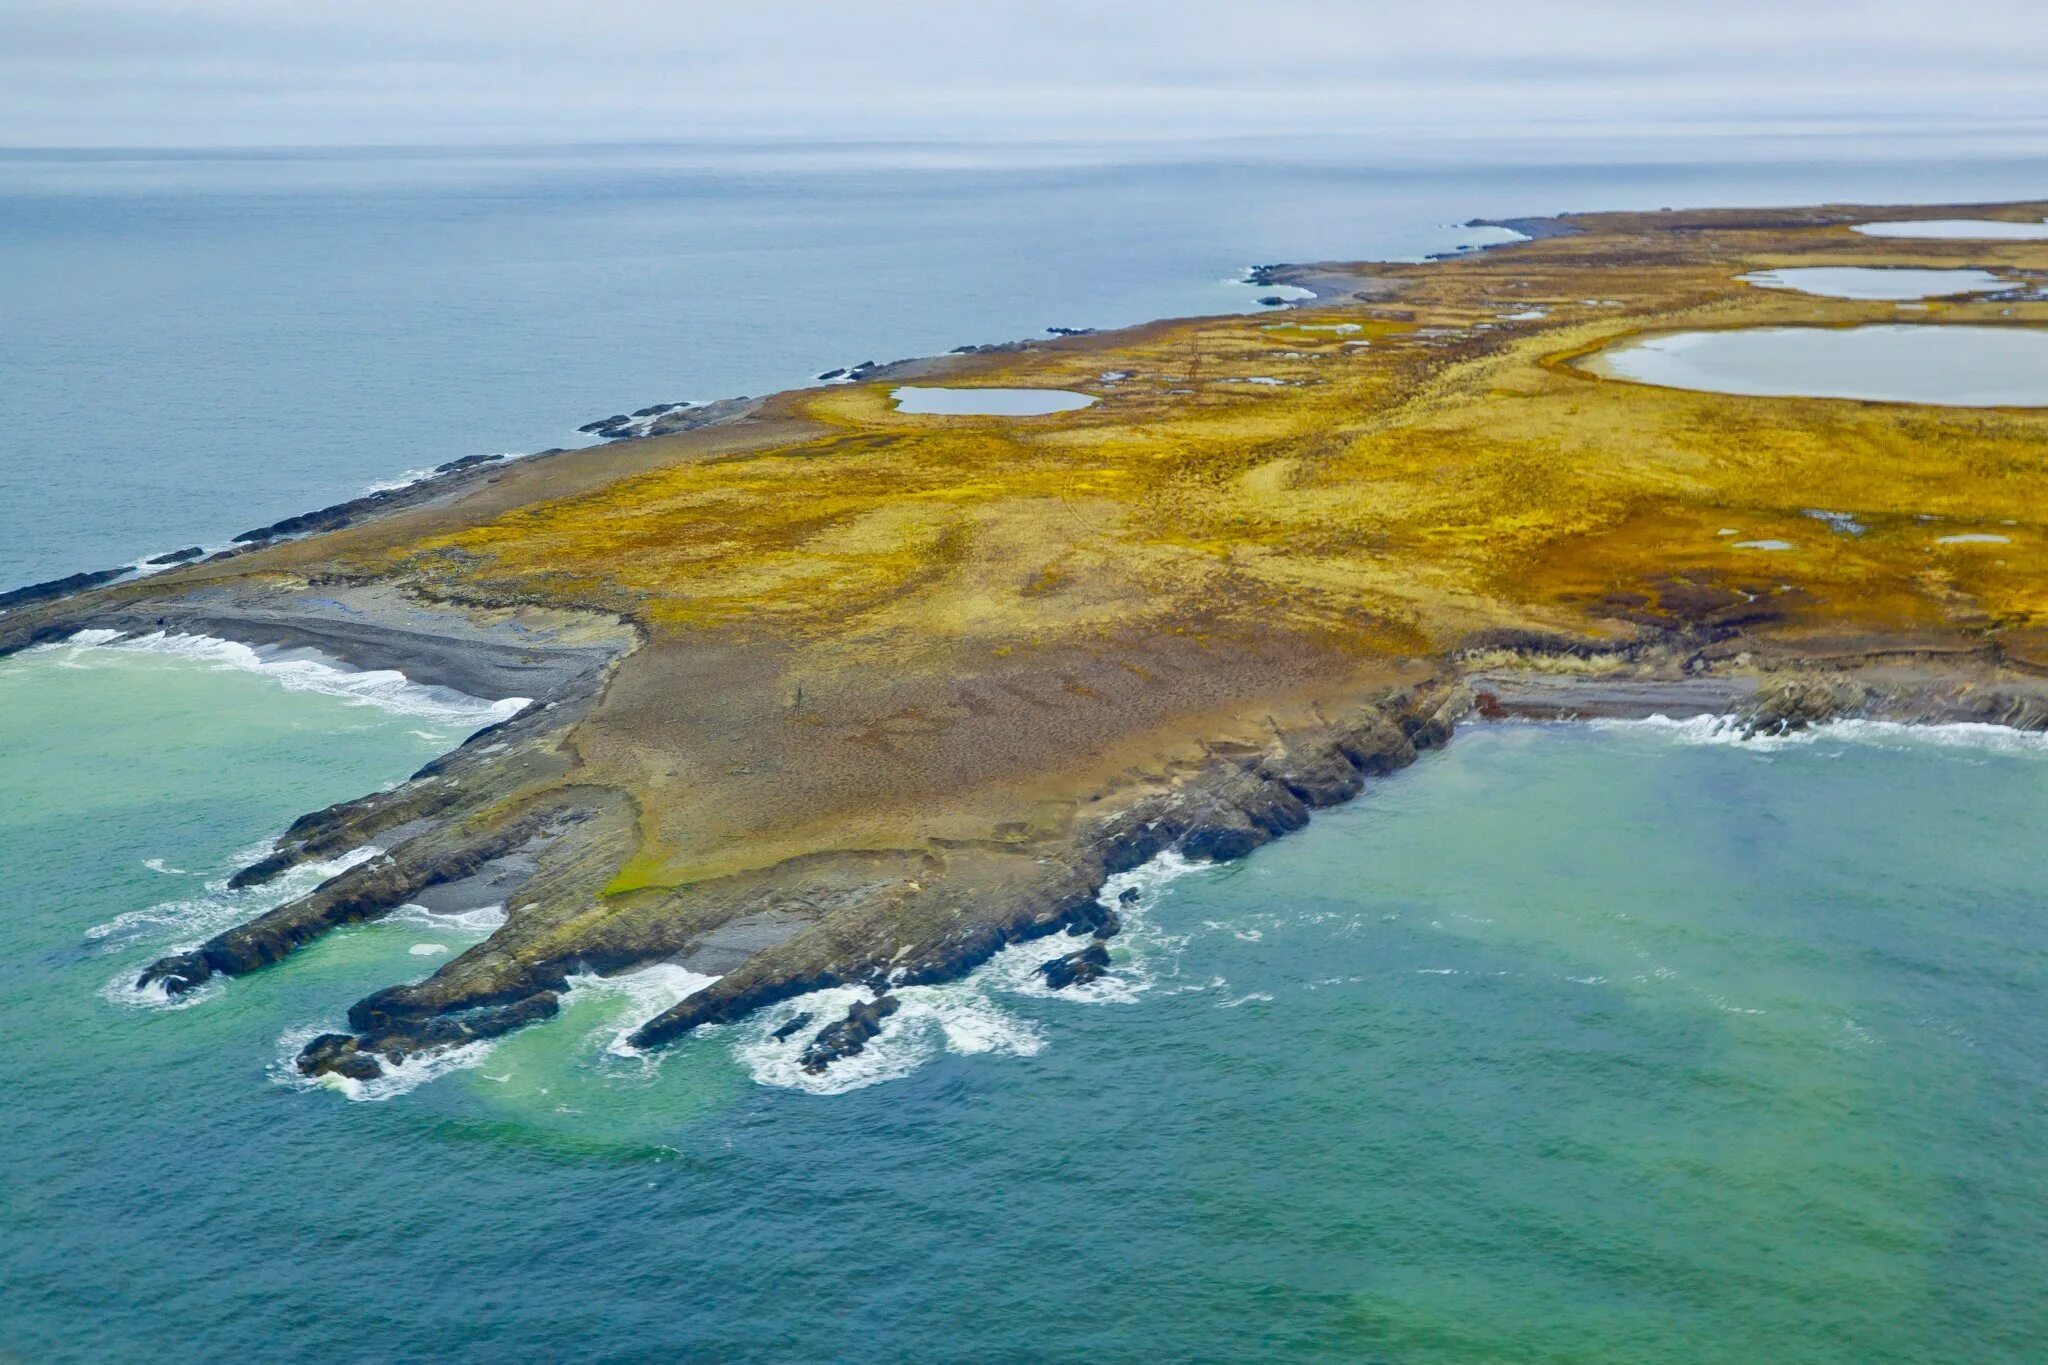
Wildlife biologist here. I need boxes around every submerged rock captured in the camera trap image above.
[770,1011,815,1042]
[799,995,900,1074]
[433,452,509,475]
[296,991,564,1081]
[297,1032,383,1082]
[1039,942,1111,990]
[134,950,212,997]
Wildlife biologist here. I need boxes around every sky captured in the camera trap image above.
[6,0,2048,147]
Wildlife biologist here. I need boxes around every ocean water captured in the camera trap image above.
[8,133,2048,585]
[3,635,2047,1360]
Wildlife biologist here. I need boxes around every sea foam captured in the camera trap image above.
[1589,713,2048,756]
[95,845,385,1009]
[271,1025,496,1103]
[45,629,527,726]
[722,850,1206,1094]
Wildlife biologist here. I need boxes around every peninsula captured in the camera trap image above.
[8,200,2048,1083]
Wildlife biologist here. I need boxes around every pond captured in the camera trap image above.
[890,386,1098,415]
[1584,324,2048,406]
[1739,266,2013,299]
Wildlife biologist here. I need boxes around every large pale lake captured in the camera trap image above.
[1853,218,2048,240]
[1586,323,2048,406]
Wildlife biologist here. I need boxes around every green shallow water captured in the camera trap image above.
[3,640,2047,1362]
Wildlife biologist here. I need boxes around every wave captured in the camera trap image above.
[1588,713,2048,756]
[270,1025,495,1103]
[561,963,724,1064]
[360,452,528,495]
[95,845,385,1009]
[720,851,1207,1094]
[386,902,508,934]
[42,629,528,726]
[262,853,1211,1103]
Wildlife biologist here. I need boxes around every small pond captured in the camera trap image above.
[1739,267,2013,300]
[1585,324,2048,406]
[890,386,1098,416]
[1852,219,2048,241]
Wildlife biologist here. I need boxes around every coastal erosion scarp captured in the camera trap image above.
[7,195,2048,1089]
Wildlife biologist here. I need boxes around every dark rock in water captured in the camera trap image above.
[816,368,846,381]
[1063,897,1121,940]
[380,992,562,1060]
[433,452,509,475]
[1180,821,1267,863]
[134,950,214,997]
[297,1032,382,1082]
[578,414,631,433]
[146,546,206,566]
[1040,942,1111,989]
[1117,887,1140,907]
[1047,326,1097,337]
[799,995,900,1073]
[1260,750,1364,808]
[0,565,132,611]
[297,991,565,1080]
[770,1011,815,1042]
[1257,295,1288,307]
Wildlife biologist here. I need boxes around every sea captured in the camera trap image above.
[4,132,2048,1360]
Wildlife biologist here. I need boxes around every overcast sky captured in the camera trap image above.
[7,0,2048,147]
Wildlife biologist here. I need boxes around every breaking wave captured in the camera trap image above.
[42,630,527,726]
[270,1025,496,1103]
[720,852,1207,1094]
[1589,713,2048,756]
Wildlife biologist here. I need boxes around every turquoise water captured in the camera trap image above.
[10,136,2048,585]
[5,639,2046,1360]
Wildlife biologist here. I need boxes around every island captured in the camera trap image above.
[6,199,2046,1083]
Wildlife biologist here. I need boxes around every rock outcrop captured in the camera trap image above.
[799,996,900,1074]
